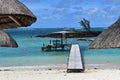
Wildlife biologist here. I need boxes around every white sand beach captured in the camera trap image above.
[0,68,120,80]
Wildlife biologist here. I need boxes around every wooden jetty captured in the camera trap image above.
[41,39,70,51]
[67,44,84,73]
[41,30,71,51]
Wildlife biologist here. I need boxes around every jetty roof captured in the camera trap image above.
[88,17,120,49]
[53,31,72,34]
[0,0,36,30]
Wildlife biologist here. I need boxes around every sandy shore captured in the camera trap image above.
[0,68,120,80]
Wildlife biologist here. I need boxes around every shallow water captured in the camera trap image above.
[0,28,119,69]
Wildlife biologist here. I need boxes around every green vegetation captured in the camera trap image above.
[79,18,91,32]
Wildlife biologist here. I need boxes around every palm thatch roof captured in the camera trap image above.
[0,0,36,30]
[0,31,18,47]
[88,18,120,49]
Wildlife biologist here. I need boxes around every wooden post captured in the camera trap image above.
[61,45,64,51]
[8,16,22,26]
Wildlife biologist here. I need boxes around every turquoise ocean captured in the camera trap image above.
[0,28,120,69]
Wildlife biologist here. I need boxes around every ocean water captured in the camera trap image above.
[0,28,120,69]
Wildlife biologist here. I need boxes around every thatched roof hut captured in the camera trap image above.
[0,0,36,30]
[88,18,120,49]
[0,31,18,47]
[0,0,36,47]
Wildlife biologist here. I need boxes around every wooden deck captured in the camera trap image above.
[67,44,84,72]
[41,39,71,51]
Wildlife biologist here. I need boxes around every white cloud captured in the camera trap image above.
[20,0,120,28]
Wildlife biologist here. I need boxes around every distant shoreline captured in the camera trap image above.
[36,31,102,38]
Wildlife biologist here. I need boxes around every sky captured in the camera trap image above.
[20,0,120,28]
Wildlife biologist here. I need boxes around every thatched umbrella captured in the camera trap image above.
[0,31,18,47]
[0,0,36,47]
[0,0,36,29]
[88,18,120,49]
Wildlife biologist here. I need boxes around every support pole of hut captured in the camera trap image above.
[8,16,22,26]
